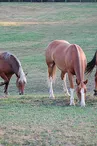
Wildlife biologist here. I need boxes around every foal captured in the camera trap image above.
[45,40,88,106]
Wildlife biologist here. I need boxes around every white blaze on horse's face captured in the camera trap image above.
[16,67,27,95]
[80,88,86,107]
[76,85,87,107]
[16,78,26,95]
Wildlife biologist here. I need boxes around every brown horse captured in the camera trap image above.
[0,51,27,96]
[45,40,88,106]
[85,50,97,95]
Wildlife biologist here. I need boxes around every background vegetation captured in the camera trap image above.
[0,3,97,145]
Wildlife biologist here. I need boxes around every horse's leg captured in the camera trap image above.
[61,72,70,96]
[0,73,9,86]
[4,82,9,95]
[48,63,56,99]
[0,73,9,95]
[68,72,75,105]
[4,74,12,95]
[94,71,97,96]
[49,77,55,99]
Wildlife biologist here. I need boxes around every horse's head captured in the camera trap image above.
[16,74,27,95]
[76,79,88,106]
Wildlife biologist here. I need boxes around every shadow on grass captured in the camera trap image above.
[0,94,97,108]
[86,94,97,107]
[14,95,80,107]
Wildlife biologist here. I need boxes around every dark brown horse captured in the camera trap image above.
[0,51,27,96]
[45,40,88,106]
[85,50,97,95]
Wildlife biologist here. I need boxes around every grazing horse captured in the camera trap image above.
[0,51,27,96]
[85,50,97,95]
[45,40,88,107]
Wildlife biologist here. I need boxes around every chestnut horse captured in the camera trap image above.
[0,51,27,96]
[45,40,88,106]
[85,50,97,95]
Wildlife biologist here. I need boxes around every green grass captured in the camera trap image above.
[0,95,97,145]
[0,30,44,43]
[0,2,97,145]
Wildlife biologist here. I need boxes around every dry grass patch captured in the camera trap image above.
[0,21,64,26]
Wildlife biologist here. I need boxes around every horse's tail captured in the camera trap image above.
[85,51,97,74]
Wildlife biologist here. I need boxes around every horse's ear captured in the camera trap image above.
[84,79,88,85]
[76,79,80,85]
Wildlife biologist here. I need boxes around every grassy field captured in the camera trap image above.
[0,2,97,145]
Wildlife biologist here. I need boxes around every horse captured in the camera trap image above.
[0,51,27,96]
[85,50,97,95]
[45,40,88,107]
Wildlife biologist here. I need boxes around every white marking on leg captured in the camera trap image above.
[80,88,85,107]
[70,88,75,106]
[63,73,70,96]
[49,77,55,99]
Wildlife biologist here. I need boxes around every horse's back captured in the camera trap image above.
[0,51,20,75]
[45,40,87,74]
[0,52,12,73]
[45,40,70,63]
[66,44,87,66]
[46,40,70,52]
[66,44,87,77]
[68,44,86,59]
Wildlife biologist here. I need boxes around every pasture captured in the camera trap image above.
[0,2,97,145]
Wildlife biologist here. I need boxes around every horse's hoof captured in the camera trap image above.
[64,92,70,97]
[67,93,70,97]
[80,102,85,107]
[70,102,75,106]
[49,96,55,99]
[94,93,97,96]
[0,95,7,98]
[94,90,97,96]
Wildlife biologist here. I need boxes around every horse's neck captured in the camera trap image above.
[9,55,21,77]
[74,45,85,82]
[10,55,26,83]
[76,68,84,82]
[18,66,24,77]
[18,66,26,83]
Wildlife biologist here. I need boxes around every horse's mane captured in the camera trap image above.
[1,52,11,59]
[85,51,97,74]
